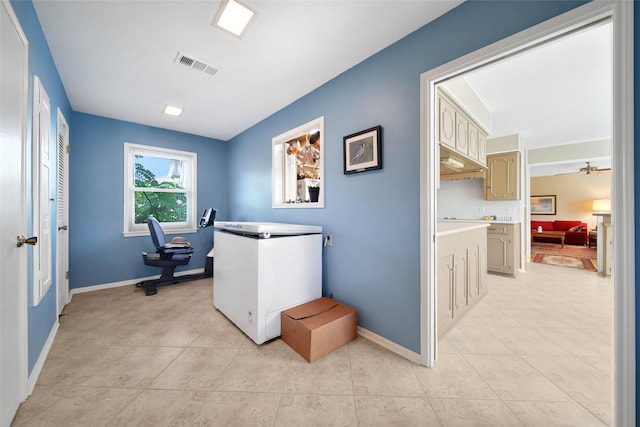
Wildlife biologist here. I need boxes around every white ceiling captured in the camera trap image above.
[32,2,612,177]
[460,22,612,177]
[33,0,462,141]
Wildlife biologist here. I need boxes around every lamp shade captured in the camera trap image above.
[592,199,611,212]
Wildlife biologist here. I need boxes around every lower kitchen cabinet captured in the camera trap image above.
[487,222,520,277]
[437,226,488,337]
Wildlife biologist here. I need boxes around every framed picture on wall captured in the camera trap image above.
[530,195,556,215]
[343,125,382,174]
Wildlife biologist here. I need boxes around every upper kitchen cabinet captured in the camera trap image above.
[478,132,487,163]
[455,112,469,155]
[468,122,486,164]
[485,151,521,200]
[438,91,488,180]
[438,95,456,149]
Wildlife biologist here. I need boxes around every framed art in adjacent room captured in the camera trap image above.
[343,125,382,174]
[530,195,556,215]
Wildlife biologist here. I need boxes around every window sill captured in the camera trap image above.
[123,226,197,237]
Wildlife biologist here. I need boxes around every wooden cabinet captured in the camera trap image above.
[467,123,479,162]
[437,226,488,337]
[438,95,456,149]
[487,223,520,277]
[465,238,487,305]
[478,132,486,167]
[436,252,456,334]
[485,151,520,200]
[455,112,469,155]
[437,92,487,171]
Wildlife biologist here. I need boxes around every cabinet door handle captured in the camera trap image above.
[449,267,454,315]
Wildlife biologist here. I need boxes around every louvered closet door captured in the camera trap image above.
[56,110,69,314]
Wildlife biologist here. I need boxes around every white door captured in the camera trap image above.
[56,110,69,314]
[0,1,29,425]
[32,75,52,306]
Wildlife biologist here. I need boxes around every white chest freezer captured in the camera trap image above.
[213,222,322,344]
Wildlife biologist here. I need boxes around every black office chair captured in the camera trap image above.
[137,217,194,296]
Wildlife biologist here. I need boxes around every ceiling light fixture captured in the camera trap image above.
[163,105,184,117]
[212,0,257,38]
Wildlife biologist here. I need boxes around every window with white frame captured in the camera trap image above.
[124,143,197,236]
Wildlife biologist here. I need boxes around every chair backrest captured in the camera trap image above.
[147,217,166,249]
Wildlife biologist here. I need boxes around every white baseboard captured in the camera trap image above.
[27,320,59,394]
[357,326,421,365]
[68,268,205,300]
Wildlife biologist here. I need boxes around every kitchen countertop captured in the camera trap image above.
[438,218,521,225]
[437,221,490,237]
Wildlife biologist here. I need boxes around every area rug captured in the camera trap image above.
[530,243,597,272]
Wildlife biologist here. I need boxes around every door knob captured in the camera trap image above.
[58,225,68,231]
[16,235,37,247]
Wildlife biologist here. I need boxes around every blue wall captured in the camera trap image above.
[11,0,72,373]
[69,113,229,288]
[228,0,588,353]
[11,1,639,415]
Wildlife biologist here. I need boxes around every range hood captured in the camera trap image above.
[439,147,486,180]
[440,157,465,169]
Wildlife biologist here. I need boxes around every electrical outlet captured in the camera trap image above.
[248,311,253,324]
[478,207,485,215]
[325,235,333,247]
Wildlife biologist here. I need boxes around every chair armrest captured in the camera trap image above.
[163,242,192,249]
[160,246,193,253]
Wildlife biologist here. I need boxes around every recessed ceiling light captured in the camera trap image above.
[163,105,184,117]
[212,0,257,38]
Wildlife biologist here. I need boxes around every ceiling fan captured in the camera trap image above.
[579,161,611,175]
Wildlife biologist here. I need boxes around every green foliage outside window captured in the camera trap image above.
[134,161,187,224]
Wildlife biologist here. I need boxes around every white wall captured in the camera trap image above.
[437,178,522,220]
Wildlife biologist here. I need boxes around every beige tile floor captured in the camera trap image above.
[12,261,612,426]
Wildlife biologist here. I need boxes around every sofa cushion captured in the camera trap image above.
[531,220,589,245]
[553,220,583,232]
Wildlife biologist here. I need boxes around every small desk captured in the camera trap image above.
[531,230,565,248]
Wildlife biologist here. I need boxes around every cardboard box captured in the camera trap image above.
[281,297,357,363]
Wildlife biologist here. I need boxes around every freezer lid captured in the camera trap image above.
[215,221,322,235]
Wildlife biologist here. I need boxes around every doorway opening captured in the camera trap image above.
[420,2,634,424]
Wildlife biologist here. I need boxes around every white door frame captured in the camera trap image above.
[56,109,69,315]
[0,0,29,423]
[419,1,634,425]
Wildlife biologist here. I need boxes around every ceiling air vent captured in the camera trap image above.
[174,51,218,77]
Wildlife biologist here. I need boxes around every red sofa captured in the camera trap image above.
[531,220,588,246]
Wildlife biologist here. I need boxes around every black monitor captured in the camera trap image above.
[199,208,216,228]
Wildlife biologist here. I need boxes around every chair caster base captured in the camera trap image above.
[144,286,157,296]
[135,272,211,296]
[135,281,158,296]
